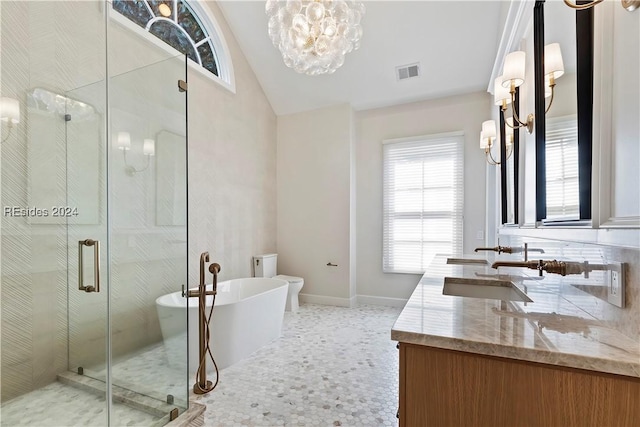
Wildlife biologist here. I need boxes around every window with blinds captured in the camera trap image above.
[382,132,464,274]
[545,116,579,220]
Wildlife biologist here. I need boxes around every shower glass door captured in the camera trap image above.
[65,80,108,395]
[108,54,189,419]
[65,53,188,425]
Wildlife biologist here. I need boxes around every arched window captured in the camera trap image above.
[112,0,233,89]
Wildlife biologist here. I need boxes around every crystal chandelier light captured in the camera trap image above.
[265,0,365,76]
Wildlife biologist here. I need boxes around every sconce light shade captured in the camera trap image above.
[480,131,489,149]
[505,117,514,146]
[0,97,20,124]
[544,43,564,80]
[482,120,497,139]
[117,132,131,151]
[143,138,155,156]
[480,120,496,150]
[544,77,553,98]
[502,51,526,88]
[494,76,512,106]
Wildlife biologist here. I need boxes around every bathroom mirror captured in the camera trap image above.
[543,0,579,221]
[156,130,187,226]
[535,0,592,222]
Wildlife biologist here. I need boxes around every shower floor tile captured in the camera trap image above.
[0,381,159,427]
[194,303,402,427]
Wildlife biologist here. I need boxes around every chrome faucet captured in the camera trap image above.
[491,259,605,277]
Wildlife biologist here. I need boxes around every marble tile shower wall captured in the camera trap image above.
[1,1,107,402]
[498,235,639,340]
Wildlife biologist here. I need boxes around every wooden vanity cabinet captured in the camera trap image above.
[398,343,640,427]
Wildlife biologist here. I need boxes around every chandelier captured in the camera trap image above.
[265,0,365,76]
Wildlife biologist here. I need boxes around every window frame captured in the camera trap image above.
[382,131,465,275]
[109,0,236,93]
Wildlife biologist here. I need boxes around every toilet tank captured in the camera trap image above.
[253,253,277,278]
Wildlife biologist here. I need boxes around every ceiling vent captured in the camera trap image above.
[396,63,420,81]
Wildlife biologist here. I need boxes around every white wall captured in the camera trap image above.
[595,1,640,228]
[277,104,354,305]
[188,1,277,284]
[356,92,491,301]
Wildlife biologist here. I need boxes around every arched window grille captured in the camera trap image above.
[112,0,227,80]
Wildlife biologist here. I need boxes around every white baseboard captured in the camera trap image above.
[356,295,408,307]
[299,293,408,308]
[299,293,353,307]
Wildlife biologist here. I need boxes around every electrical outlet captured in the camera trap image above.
[606,262,625,308]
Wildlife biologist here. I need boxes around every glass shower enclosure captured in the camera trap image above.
[1,2,189,425]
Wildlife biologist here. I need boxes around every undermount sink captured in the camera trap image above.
[446,258,488,266]
[442,277,533,302]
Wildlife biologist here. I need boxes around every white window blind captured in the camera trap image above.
[546,116,579,220]
[383,133,464,274]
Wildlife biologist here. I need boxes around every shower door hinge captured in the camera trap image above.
[169,408,179,421]
[64,114,71,122]
[178,80,188,92]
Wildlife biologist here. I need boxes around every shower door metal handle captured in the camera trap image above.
[78,239,100,293]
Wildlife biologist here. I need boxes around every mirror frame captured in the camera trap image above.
[534,0,594,222]
[499,88,520,225]
[500,107,508,224]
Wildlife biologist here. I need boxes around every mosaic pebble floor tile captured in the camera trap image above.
[0,381,160,427]
[193,303,402,427]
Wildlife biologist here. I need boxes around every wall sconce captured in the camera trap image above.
[564,0,639,12]
[1,97,20,143]
[497,44,564,134]
[480,119,512,166]
[116,131,154,176]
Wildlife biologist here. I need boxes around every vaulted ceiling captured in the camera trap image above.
[216,1,508,116]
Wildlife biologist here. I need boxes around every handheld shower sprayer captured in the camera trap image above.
[209,262,221,293]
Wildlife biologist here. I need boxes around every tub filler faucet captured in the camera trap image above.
[186,252,221,394]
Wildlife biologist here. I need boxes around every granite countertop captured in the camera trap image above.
[391,255,640,378]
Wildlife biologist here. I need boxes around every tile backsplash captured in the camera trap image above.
[497,234,639,341]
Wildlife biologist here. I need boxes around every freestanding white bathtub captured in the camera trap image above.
[156,277,288,372]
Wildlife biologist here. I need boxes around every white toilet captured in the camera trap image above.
[253,254,304,313]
